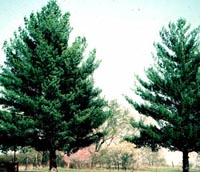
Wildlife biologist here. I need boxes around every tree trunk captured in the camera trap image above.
[49,149,57,171]
[182,150,189,172]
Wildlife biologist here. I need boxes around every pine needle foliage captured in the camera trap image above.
[0,0,109,169]
[125,19,200,172]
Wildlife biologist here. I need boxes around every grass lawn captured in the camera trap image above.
[22,167,200,172]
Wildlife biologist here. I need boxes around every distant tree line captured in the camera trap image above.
[0,144,166,171]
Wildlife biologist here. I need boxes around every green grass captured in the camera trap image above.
[21,167,200,172]
[62,168,200,172]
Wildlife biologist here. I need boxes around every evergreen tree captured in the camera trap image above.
[0,0,109,170]
[125,19,200,172]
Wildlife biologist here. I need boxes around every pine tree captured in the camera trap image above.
[125,19,200,172]
[0,0,109,170]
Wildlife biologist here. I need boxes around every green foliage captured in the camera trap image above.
[41,151,49,167]
[0,0,109,169]
[17,148,42,167]
[121,152,133,171]
[125,18,200,172]
[0,154,13,162]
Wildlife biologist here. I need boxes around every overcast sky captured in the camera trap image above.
[1,0,200,107]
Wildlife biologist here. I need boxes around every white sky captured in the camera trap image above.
[1,0,200,107]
